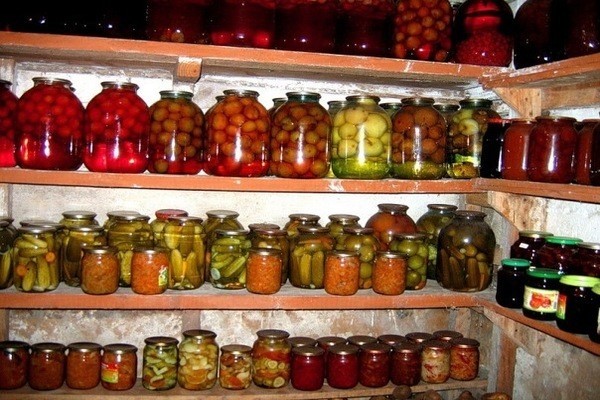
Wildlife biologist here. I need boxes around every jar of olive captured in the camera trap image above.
[161,216,205,290]
[416,204,458,279]
[13,226,60,292]
[290,226,334,289]
[335,227,379,289]
[390,232,429,290]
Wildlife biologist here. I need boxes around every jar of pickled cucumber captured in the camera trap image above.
[326,214,361,240]
[416,204,457,279]
[0,80,18,168]
[331,95,392,179]
[103,210,142,231]
[161,216,205,290]
[365,203,418,250]
[178,329,219,390]
[0,220,16,289]
[203,209,244,279]
[66,342,102,390]
[252,329,292,389]
[219,344,252,390]
[61,225,106,287]
[284,213,321,238]
[335,227,379,290]
[59,210,99,229]
[251,228,289,284]
[142,336,179,390]
[13,226,60,292]
[209,229,251,290]
[390,232,429,290]
[290,226,334,289]
[150,209,188,245]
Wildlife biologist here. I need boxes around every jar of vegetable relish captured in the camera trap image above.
[324,250,360,296]
[326,343,359,389]
[416,203,457,280]
[178,329,219,390]
[568,242,600,277]
[372,251,407,295]
[142,336,179,390]
[290,226,334,289]
[29,342,66,390]
[449,338,480,381]
[0,340,29,390]
[535,236,582,272]
[146,0,213,44]
[101,343,138,391]
[219,344,252,390]
[391,341,421,386]
[291,346,325,391]
[210,0,276,48]
[61,225,106,287]
[523,267,561,320]
[80,245,119,295]
[420,339,450,383]
[131,247,169,295]
[556,275,600,334]
[246,248,282,294]
[365,203,418,251]
[335,227,379,290]
[358,342,391,388]
[252,329,292,388]
[501,118,535,181]
[66,342,102,390]
[162,216,206,290]
[0,80,18,167]
[210,229,251,290]
[251,228,289,284]
[389,232,429,290]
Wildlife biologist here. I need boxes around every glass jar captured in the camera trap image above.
[142,336,179,390]
[284,213,321,238]
[210,0,276,48]
[66,342,102,390]
[590,284,600,343]
[447,99,501,179]
[523,267,561,320]
[372,250,407,295]
[91,1,148,39]
[60,210,99,229]
[103,210,142,231]
[405,331,434,344]
[449,338,480,381]
[268,98,286,119]
[205,89,270,177]
[80,246,119,295]
[568,242,600,277]
[335,227,378,290]
[146,0,213,44]
[480,118,511,178]
[592,122,600,186]
[29,342,66,390]
[323,250,360,296]
[432,330,464,342]
[246,248,282,294]
[535,236,582,272]
[203,209,244,278]
[326,343,359,389]
[288,336,317,349]
[391,97,447,179]
[436,210,496,292]
[556,275,600,334]
[83,81,150,173]
[393,0,453,61]
[219,344,252,390]
[16,77,84,170]
[496,258,531,308]
[0,220,15,290]
[377,334,406,347]
[391,341,421,386]
[291,346,325,391]
[574,119,599,185]
[316,336,346,379]
[420,339,450,384]
[389,232,429,290]
[358,342,391,388]
[564,0,600,59]
[151,209,189,245]
[178,329,219,390]
[251,227,289,284]
[0,340,29,390]
[270,91,331,179]
[130,247,170,295]
[326,214,361,240]
[416,203,457,280]
[331,95,392,179]
[13,226,60,292]
[510,230,553,263]
[252,329,292,388]
[434,103,460,129]
[289,226,334,289]
[527,116,578,183]
[327,100,349,119]
[101,343,138,391]
[365,203,418,250]
[453,0,514,66]
[347,334,377,348]
[336,0,395,57]
[0,80,18,167]
[380,102,403,119]
[61,225,106,287]
[162,216,205,290]
[209,229,250,289]
[501,118,535,181]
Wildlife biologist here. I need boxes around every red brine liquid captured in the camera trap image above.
[210,0,275,48]
[0,80,18,167]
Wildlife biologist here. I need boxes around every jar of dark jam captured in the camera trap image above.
[416,203,457,280]
[574,119,600,185]
[592,122,600,186]
[92,1,147,39]
[29,342,66,390]
[523,267,561,321]
[405,331,434,344]
[142,336,179,390]
[246,248,282,294]
[564,0,600,59]
[252,329,292,388]
[372,250,407,295]
[568,242,600,277]
[389,232,429,290]
[347,334,377,348]
[326,343,359,389]
[0,340,29,390]
[556,275,600,334]
[284,213,321,238]
[291,346,325,391]
[316,336,346,379]
[391,341,421,386]
[449,338,480,381]
[480,118,511,178]
[210,0,276,48]
[365,203,417,250]
[432,330,464,342]
[510,230,553,263]
[16,77,84,170]
[146,0,213,44]
[496,258,531,308]
[101,343,138,391]
[501,118,535,181]
[80,245,120,295]
[535,236,582,272]
[219,344,252,390]
[66,342,102,390]
[358,342,391,388]
[420,339,450,384]
[326,214,361,240]
[590,284,600,343]
[0,80,18,167]
[288,336,317,349]
[290,226,334,289]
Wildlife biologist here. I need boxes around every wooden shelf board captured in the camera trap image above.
[473,178,600,204]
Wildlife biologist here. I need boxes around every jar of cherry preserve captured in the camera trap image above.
[510,230,553,263]
[0,80,17,167]
[210,0,276,48]
[16,77,84,170]
[291,346,325,391]
[0,340,29,389]
[101,343,138,391]
[480,118,511,178]
[252,329,292,388]
[592,122,600,186]
[66,342,103,390]
[496,258,530,308]
[420,339,450,384]
[205,89,270,177]
[365,203,417,250]
[568,242,600,277]
[501,118,535,181]
[358,342,391,388]
[391,341,421,386]
[574,119,599,185]
[326,343,359,389]
[146,0,213,44]
[29,342,66,390]
[535,236,582,272]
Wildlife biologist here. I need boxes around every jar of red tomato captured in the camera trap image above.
[252,329,292,388]
[66,342,103,390]
[291,346,325,391]
[146,0,213,44]
[358,342,391,388]
[83,81,150,173]
[574,119,599,185]
[0,340,29,390]
[365,203,417,250]
[29,342,66,390]
[326,343,359,389]
[0,80,17,167]
[501,118,535,181]
[210,0,276,48]
[16,77,84,170]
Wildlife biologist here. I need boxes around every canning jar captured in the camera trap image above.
[0,340,29,389]
[146,0,213,44]
[83,81,150,173]
[288,336,317,349]
[568,242,600,277]
[564,0,600,59]
[326,343,359,389]
[574,119,599,185]
[210,0,276,48]
[447,99,501,178]
[0,221,15,289]
[284,213,321,238]
[103,210,142,231]
[434,103,460,128]
[372,251,407,295]
[449,338,480,381]
[162,216,205,290]
[406,331,434,344]
[358,342,391,388]
[327,100,349,119]
[219,344,252,390]
[436,210,496,292]
[60,210,99,229]
[556,275,600,334]
[66,342,102,390]
[347,334,377,348]
[205,89,270,177]
[390,97,447,179]
[326,214,361,240]
[270,91,331,178]
[13,226,60,292]
[389,232,429,290]
[92,0,148,39]
[131,247,169,295]
[80,245,119,295]
[335,227,378,289]
[290,226,334,289]
[381,102,402,118]
[268,98,286,118]
[16,77,84,170]
[29,342,66,390]
[0,80,17,167]
[523,267,561,320]
[480,118,510,178]
[142,336,179,390]
[378,333,406,347]
[420,339,450,384]
[316,336,346,379]
[496,258,530,308]
[148,90,205,174]
[527,116,578,183]
[275,0,338,53]
[61,225,106,287]
[591,284,600,343]
[433,330,464,342]
[209,229,250,289]
[331,95,392,179]
[416,203,457,279]
[535,236,582,272]
[501,118,535,181]
[251,228,289,284]
[101,343,138,391]
[178,329,219,390]
[323,250,360,296]
[592,122,600,186]
[252,329,292,388]
[390,341,421,386]
[291,346,325,391]
[336,0,395,57]
[365,203,418,251]
[203,210,244,277]
[393,0,453,61]
[510,230,553,263]
[246,248,282,294]
[151,209,189,245]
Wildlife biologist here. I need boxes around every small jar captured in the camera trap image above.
[162,216,206,290]
[326,214,361,240]
[178,329,219,390]
[101,343,138,391]
[291,346,325,391]
[335,227,379,289]
[146,0,213,44]
[29,342,66,390]
[535,236,582,273]
[326,343,359,389]
[0,80,18,167]
[0,340,29,390]
[449,338,480,381]
[416,203,457,280]
[210,0,276,48]
[289,226,334,289]
[365,203,418,250]
[568,242,600,277]
[150,209,189,245]
[420,339,450,384]
[324,250,360,296]
[378,334,406,347]
[61,225,106,287]
[80,246,120,295]
[590,284,600,343]
[556,275,600,334]
[209,229,251,290]
[252,329,292,389]
[347,334,377,348]
[389,232,429,290]
[510,230,553,263]
[432,330,464,342]
[480,118,511,178]
[372,250,407,295]
[131,247,170,295]
[251,228,289,284]
[219,344,252,390]
[391,341,421,386]
[246,248,283,294]
[66,342,103,390]
[405,331,434,344]
[501,118,535,181]
[13,226,60,292]
[496,258,531,308]
[358,342,391,388]
[316,336,346,379]
[331,95,392,179]
[523,267,561,321]
[284,213,321,238]
[142,336,179,390]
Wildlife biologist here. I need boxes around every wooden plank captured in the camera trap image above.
[495,330,517,396]
[492,87,541,118]
[0,309,8,341]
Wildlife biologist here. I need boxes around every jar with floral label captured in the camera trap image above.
[390,232,429,290]
[178,329,219,390]
[29,342,66,390]
[0,80,18,167]
[101,343,138,391]
[219,344,252,390]
[66,342,102,390]
[251,227,289,284]
[142,336,179,390]
[252,329,292,388]
[335,227,379,289]
[162,216,205,290]
[61,225,106,287]
[290,226,334,289]
[420,339,450,383]
[0,340,29,389]
[146,0,213,44]
[210,0,276,48]
[13,226,60,292]
[246,248,282,294]
[80,246,119,295]
[416,203,457,279]
[365,203,418,250]
[209,229,251,289]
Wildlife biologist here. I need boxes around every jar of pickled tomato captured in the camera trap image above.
[358,342,391,388]
[251,227,289,284]
[574,119,600,185]
[252,329,292,388]
[101,343,138,391]
[449,338,480,381]
[209,229,251,290]
[210,0,276,48]
[290,226,334,289]
[326,214,361,240]
[81,245,119,295]
[83,81,150,173]
[146,0,213,44]
[291,346,325,391]
[16,77,84,170]
[142,336,179,390]
[0,80,18,167]
[284,213,321,238]
[389,232,429,290]
[178,329,219,390]
[335,227,379,289]
[568,242,600,277]
[326,343,359,389]
[365,203,418,250]
[131,247,170,295]
[420,339,450,383]
[246,248,282,294]
[29,342,66,390]
[0,340,29,389]
[391,341,421,386]
[162,216,206,290]
[219,344,252,390]
[372,250,407,295]
[501,118,535,181]
[66,342,102,390]
[416,203,457,279]
[13,226,60,292]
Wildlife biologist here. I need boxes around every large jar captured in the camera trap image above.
[178,329,219,390]
[393,0,453,61]
[16,77,84,170]
[501,118,535,181]
[246,248,282,294]
[252,329,292,388]
[568,242,600,277]
[365,203,417,250]
[480,118,510,178]
[510,230,553,263]
[210,0,276,48]
[447,99,501,179]
[66,342,102,390]
[358,342,391,388]
[29,342,66,390]
[390,97,447,179]
[331,95,392,179]
[162,216,206,290]
[0,340,29,390]
[452,0,514,66]
[219,344,252,390]
[100,343,138,391]
[436,210,496,292]
[61,225,106,287]
[91,1,148,39]
[0,80,18,167]
[205,89,270,177]
[13,226,60,292]
[131,247,170,295]
[146,0,213,44]
[209,229,251,289]
[142,336,179,390]
[251,227,289,284]
[0,220,15,289]
[60,210,99,229]
[83,81,150,173]
[389,232,429,290]
[416,203,457,280]
[535,236,582,272]
[326,343,360,389]
[335,227,379,290]
[564,0,600,59]
[290,346,325,391]
[80,246,120,295]
[290,226,334,289]
[148,90,205,174]
[574,119,599,185]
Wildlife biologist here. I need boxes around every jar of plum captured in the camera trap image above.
[574,119,599,185]
[389,232,429,290]
[501,118,535,181]
[568,242,600,277]
[13,226,60,292]
[142,336,179,390]
[326,343,359,389]
[270,91,331,178]
[358,342,391,388]
[101,343,138,391]
[219,344,252,390]
[178,329,219,390]
[209,229,251,290]
[416,203,457,279]
[326,214,361,240]
[420,339,450,383]
[162,216,206,290]
[291,346,325,391]
[335,227,379,289]
[0,80,17,167]
[381,102,402,118]
[252,329,292,388]
[535,236,583,273]
[391,341,421,386]
[0,340,29,389]
[331,95,392,179]
[510,230,553,264]
[284,213,321,238]
[290,226,334,289]
[393,0,453,61]
[29,342,66,390]
[210,0,276,48]
[205,89,270,177]
[66,342,102,390]
[148,90,204,174]
[16,77,84,170]
[365,203,418,250]
[146,0,213,44]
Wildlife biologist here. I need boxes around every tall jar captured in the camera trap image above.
[246,248,282,294]
[326,214,361,240]
[131,247,170,295]
[289,226,334,289]
[564,0,600,59]
[16,77,84,170]
[251,227,289,284]
[148,90,205,174]
[66,342,103,390]
[510,230,553,263]
[210,0,276,48]
[436,210,496,292]
[390,97,447,179]
[0,80,18,167]
[568,242,600,277]
[290,346,326,391]
[574,119,599,185]
[331,95,392,179]
[327,100,348,119]
[270,91,331,178]
[83,81,150,173]
[162,216,205,290]
[142,336,179,390]
[146,0,213,44]
[365,203,417,250]
[80,245,120,295]
[151,209,189,245]
[209,229,251,290]
[219,344,252,390]
[447,99,501,179]
[416,203,457,280]
[420,339,450,384]
[326,343,360,389]
[100,343,138,391]
[205,89,270,177]
[389,232,429,290]
[501,118,535,181]
[284,213,321,238]
[335,227,379,290]
[480,118,511,178]
[0,220,15,289]
[61,225,106,287]
[178,329,219,390]
[452,0,514,66]
[252,329,292,388]
[28,342,66,390]
[13,226,60,292]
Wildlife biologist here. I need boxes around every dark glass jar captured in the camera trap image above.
[251,228,289,284]
[436,210,496,292]
[29,342,66,390]
[246,248,282,294]
[390,97,447,179]
[432,330,464,342]
[389,232,429,290]
[270,91,331,178]
[0,80,18,167]
[162,216,205,290]
[326,214,361,240]
[590,284,600,343]
[358,342,391,388]
[501,118,535,181]
[178,329,219,390]
[284,213,321,238]
[449,338,480,381]
[535,236,582,272]
[219,344,252,390]
[291,346,325,391]
[391,341,421,386]
[66,342,102,390]
[496,258,531,308]
[290,226,334,289]
[365,203,418,251]
[142,336,179,391]
[335,227,379,290]
[13,226,60,292]
[83,81,150,173]
[326,343,359,389]
[480,118,511,178]
[523,267,561,320]
[252,329,292,388]
[0,340,29,390]
[80,245,119,295]
[209,229,251,290]
[510,230,553,263]
[574,119,599,185]
[101,343,138,391]
[416,203,457,280]
[146,0,213,44]
[592,122,600,186]
[568,242,600,277]
[91,1,147,39]
[377,334,406,347]
[453,0,514,66]
[372,250,407,295]
[210,0,276,48]
[564,0,600,59]
[420,339,450,384]
[527,116,578,183]
[16,77,84,170]
[556,275,600,334]
[323,250,360,296]
[405,331,434,344]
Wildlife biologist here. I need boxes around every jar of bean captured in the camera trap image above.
[0,80,18,167]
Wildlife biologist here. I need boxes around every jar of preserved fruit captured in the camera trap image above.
[13,226,60,292]
[219,344,252,390]
[523,267,561,320]
[416,203,457,279]
[270,91,331,179]
[92,0,148,39]
[393,0,453,61]
[590,284,600,343]
[336,0,395,57]
[323,250,360,296]
[209,229,251,290]
[205,89,270,177]
[436,210,496,292]
[150,209,189,245]
[501,118,535,181]
[148,91,204,174]
[291,346,325,391]
[251,227,289,284]
[556,275,600,334]
[347,334,377,348]
[331,95,392,179]
[390,232,429,290]
[80,245,119,295]
[510,230,553,263]
[358,342,391,388]
[29,342,66,390]
[178,329,219,390]
[130,247,170,295]
[372,250,407,295]
[284,213,321,238]
[365,203,418,250]
[574,119,599,185]
[496,258,530,308]
[564,0,600,59]
[0,340,29,390]
[101,343,138,391]
[535,236,582,272]
[61,225,106,287]
[391,341,421,386]
[326,343,359,389]
[16,77,84,170]
[480,118,510,178]
[210,0,276,48]
[66,342,102,390]
[83,81,150,173]
[290,226,334,289]
[326,214,361,240]
[268,98,286,119]
[568,242,600,277]
[335,227,378,289]
[405,331,434,344]
[447,99,501,178]
[162,216,205,290]
[0,80,18,167]
[142,336,179,390]
[391,97,447,179]
[449,338,480,381]
[252,329,292,388]
[146,0,213,44]
[246,248,282,294]
[420,339,450,384]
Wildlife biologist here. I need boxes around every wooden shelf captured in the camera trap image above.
[473,178,600,204]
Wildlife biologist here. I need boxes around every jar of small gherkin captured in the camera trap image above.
[251,228,289,284]
[150,209,188,246]
[142,336,179,391]
[161,216,205,290]
[202,209,244,279]
[13,226,60,292]
[252,329,292,389]
[209,229,251,290]
[326,214,361,240]
[416,204,458,279]
[284,213,321,238]
[390,232,429,290]
[178,329,219,390]
[335,227,379,289]
[0,220,16,289]
[61,225,106,287]
[103,210,141,231]
[290,226,334,289]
